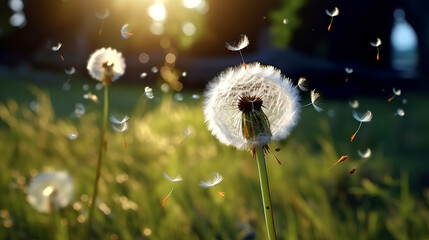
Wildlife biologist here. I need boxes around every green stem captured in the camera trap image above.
[255,146,277,240]
[86,86,109,239]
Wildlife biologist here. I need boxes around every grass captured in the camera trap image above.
[0,73,429,239]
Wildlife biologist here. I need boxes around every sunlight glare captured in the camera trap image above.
[148,3,167,21]
[183,0,202,9]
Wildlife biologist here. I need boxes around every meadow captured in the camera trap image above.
[0,71,429,240]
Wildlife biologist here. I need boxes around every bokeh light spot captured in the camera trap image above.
[182,22,196,36]
[138,53,150,64]
[148,3,166,21]
[9,12,26,28]
[165,53,176,64]
[150,22,164,35]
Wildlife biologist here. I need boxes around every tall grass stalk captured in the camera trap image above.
[86,85,109,239]
[254,146,277,239]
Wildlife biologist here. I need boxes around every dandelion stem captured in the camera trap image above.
[254,146,277,240]
[86,85,109,239]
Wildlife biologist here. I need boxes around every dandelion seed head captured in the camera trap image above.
[51,43,62,51]
[396,108,405,116]
[345,67,353,74]
[144,87,154,99]
[87,48,126,82]
[203,62,300,149]
[110,115,130,124]
[199,172,224,188]
[325,7,339,17]
[111,122,128,132]
[393,88,401,96]
[352,110,373,122]
[310,89,323,112]
[225,34,249,51]
[26,171,74,213]
[297,77,308,91]
[357,148,372,158]
[370,38,382,47]
[65,67,75,75]
[121,24,132,39]
[174,93,184,101]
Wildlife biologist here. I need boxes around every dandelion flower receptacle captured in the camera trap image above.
[204,62,300,239]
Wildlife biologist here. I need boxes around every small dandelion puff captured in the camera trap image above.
[51,42,65,61]
[348,100,359,109]
[395,108,405,117]
[357,148,372,158]
[203,62,300,150]
[200,172,224,188]
[140,72,147,78]
[328,155,348,170]
[161,172,183,206]
[296,77,309,91]
[95,8,110,36]
[182,71,187,77]
[68,132,78,140]
[26,171,74,213]
[192,94,200,99]
[370,38,382,61]
[226,34,249,69]
[325,7,339,31]
[83,92,99,104]
[144,86,154,99]
[350,110,373,141]
[303,89,323,112]
[120,24,134,39]
[87,48,126,86]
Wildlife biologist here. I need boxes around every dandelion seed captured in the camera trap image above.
[348,100,359,109]
[174,93,184,101]
[95,8,110,36]
[162,172,183,206]
[180,127,192,144]
[65,67,75,83]
[110,115,130,125]
[204,62,300,149]
[120,24,133,39]
[83,92,99,104]
[26,171,74,213]
[192,94,200,99]
[68,132,78,140]
[345,67,353,82]
[370,38,382,61]
[87,48,126,86]
[140,72,147,78]
[303,89,323,112]
[51,42,64,61]
[296,77,308,91]
[357,148,371,158]
[328,155,348,170]
[111,122,128,132]
[72,103,86,118]
[395,108,405,117]
[200,172,224,188]
[387,87,402,102]
[325,7,339,31]
[350,110,373,141]
[144,86,154,99]
[226,34,249,69]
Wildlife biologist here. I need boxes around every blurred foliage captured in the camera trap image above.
[269,0,308,48]
[0,80,429,239]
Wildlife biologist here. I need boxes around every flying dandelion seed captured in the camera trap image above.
[226,34,250,69]
[140,72,147,78]
[350,110,373,142]
[192,94,200,99]
[325,7,339,31]
[162,172,183,206]
[83,92,99,104]
[110,115,130,125]
[144,86,154,99]
[348,100,359,109]
[200,172,224,188]
[180,127,192,144]
[26,171,74,213]
[328,155,348,170]
[151,66,158,73]
[174,93,184,101]
[65,67,75,83]
[110,115,130,149]
[51,42,64,61]
[68,132,78,140]
[72,103,85,118]
[357,148,371,158]
[302,89,323,112]
[120,24,133,39]
[370,38,382,61]
[387,87,402,102]
[296,77,308,91]
[111,122,128,132]
[345,67,353,82]
[395,108,405,117]
[95,8,110,36]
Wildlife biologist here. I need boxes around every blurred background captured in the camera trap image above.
[1,0,429,239]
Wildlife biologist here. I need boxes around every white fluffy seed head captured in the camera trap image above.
[87,47,126,82]
[203,62,301,150]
